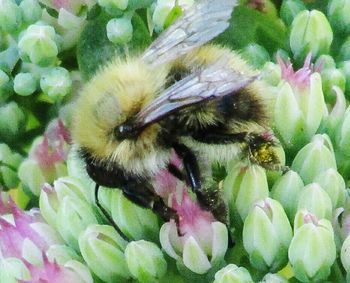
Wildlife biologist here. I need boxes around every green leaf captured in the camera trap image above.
[77,11,151,81]
[214,6,287,54]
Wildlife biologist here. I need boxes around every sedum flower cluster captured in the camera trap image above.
[2,0,350,282]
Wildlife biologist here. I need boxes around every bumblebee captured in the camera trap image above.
[72,0,281,240]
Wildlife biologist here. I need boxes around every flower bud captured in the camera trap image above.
[337,106,350,156]
[0,102,26,143]
[160,190,228,275]
[152,1,176,32]
[46,244,81,265]
[321,68,346,102]
[106,17,133,44]
[313,169,346,208]
[213,264,254,283]
[14,72,37,96]
[79,224,130,282]
[297,183,333,220]
[240,43,270,69]
[259,273,288,283]
[0,69,9,87]
[125,240,167,283]
[327,0,350,34]
[0,257,31,283]
[224,164,269,222]
[271,170,304,221]
[57,196,98,250]
[243,198,292,272]
[18,23,59,66]
[19,0,42,24]
[98,0,129,13]
[291,134,336,184]
[261,62,281,86]
[0,0,22,33]
[320,86,346,139]
[19,159,47,195]
[0,144,22,189]
[110,190,159,242]
[289,211,336,282]
[339,37,350,62]
[40,67,72,101]
[290,10,333,60]
[280,0,306,26]
[315,54,336,70]
[339,61,350,97]
[341,234,350,272]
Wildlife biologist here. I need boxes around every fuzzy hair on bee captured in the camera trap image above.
[72,0,282,240]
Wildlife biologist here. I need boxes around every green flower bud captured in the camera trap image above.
[315,54,336,70]
[19,0,42,24]
[291,134,337,184]
[53,176,91,204]
[127,0,153,10]
[0,69,9,86]
[338,37,350,62]
[321,68,346,102]
[13,72,37,96]
[297,183,333,220]
[0,144,22,189]
[243,198,292,272]
[19,159,46,195]
[57,196,98,250]
[213,264,254,283]
[79,224,130,282]
[313,169,346,208]
[290,10,333,60]
[271,170,304,221]
[337,106,350,155]
[125,240,167,283]
[46,244,81,265]
[0,257,31,283]
[341,235,350,272]
[240,43,270,69]
[111,190,159,242]
[320,86,346,140]
[0,102,26,143]
[152,0,194,32]
[261,62,281,86]
[259,273,288,283]
[289,211,336,282]
[0,44,20,74]
[339,60,350,97]
[106,17,133,44]
[280,0,306,26]
[0,0,22,33]
[40,67,72,101]
[98,0,129,13]
[223,164,269,223]
[18,23,58,66]
[328,0,350,34]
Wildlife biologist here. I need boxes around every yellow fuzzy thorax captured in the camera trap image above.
[72,57,170,174]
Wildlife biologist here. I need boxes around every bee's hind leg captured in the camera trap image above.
[172,142,229,225]
[121,180,178,224]
[95,184,130,242]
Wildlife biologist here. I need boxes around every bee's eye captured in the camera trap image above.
[115,123,138,140]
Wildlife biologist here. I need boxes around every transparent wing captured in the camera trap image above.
[142,0,237,66]
[131,55,257,128]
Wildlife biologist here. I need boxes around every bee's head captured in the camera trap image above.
[71,59,168,164]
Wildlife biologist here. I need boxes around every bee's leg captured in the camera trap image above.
[121,180,178,223]
[167,163,186,182]
[94,184,130,242]
[172,142,228,224]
